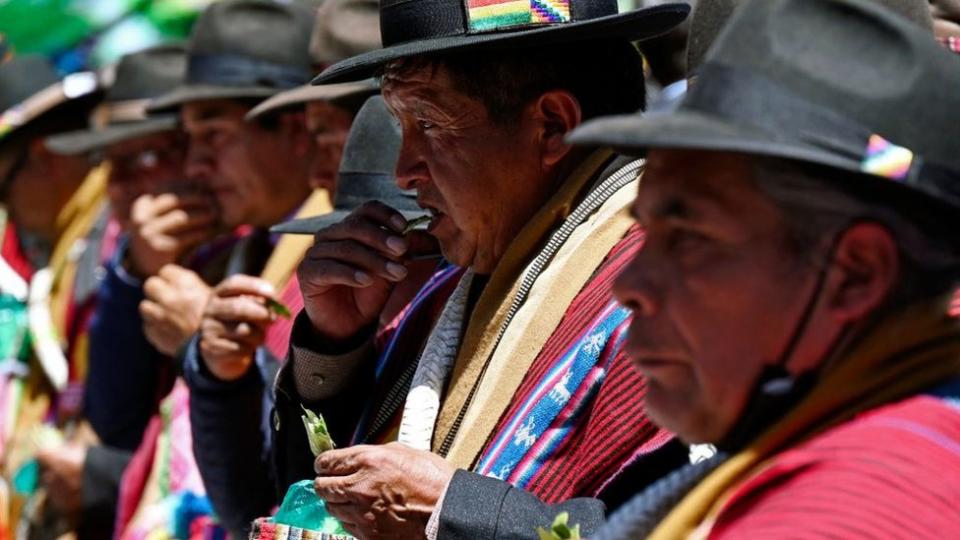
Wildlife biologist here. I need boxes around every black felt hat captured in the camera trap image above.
[246,0,382,120]
[312,0,691,84]
[271,95,422,234]
[0,55,100,148]
[569,0,960,214]
[46,44,187,155]
[149,0,315,112]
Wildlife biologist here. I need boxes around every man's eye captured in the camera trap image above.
[417,119,436,130]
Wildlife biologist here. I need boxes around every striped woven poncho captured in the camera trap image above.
[473,226,673,502]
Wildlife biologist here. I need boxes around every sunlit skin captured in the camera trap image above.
[5,138,90,244]
[181,99,312,228]
[104,131,188,229]
[613,150,899,443]
[930,0,960,40]
[382,64,576,274]
[305,100,353,193]
[299,63,585,539]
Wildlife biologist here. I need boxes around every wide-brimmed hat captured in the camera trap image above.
[312,0,691,84]
[246,0,382,120]
[0,56,100,147]
[149,0,314,112]
[569,0,960,216]
[46,44,187,155]
[684,0,933,76]
[271,95,422,234]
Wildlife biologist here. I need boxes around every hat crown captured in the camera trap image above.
[108,44,187,103]
[340,95,401,176]
[185,0,314,89]
[311,0,382,65]
[689,0,960,179]
[0,55,60,112]
[379,0,620,46]
[334,95,417,212]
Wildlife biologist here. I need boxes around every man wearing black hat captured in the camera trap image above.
[132,0,320,361]
[0,56,100,271]
[101,1,357,537]
[0,54,105,538]
[187,96,447,538]
[22,44,194,540]
[566,0,960,537]
[246,0,382,194]
[278,1,691,538]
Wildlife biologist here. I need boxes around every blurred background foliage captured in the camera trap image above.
[0,0,213,71]
[0,0,640,73]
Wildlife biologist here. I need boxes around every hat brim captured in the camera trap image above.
[148,84,285,113]
[0,76,102,147]
[45,117,178,156]
[568,109,862,175]
[271,208,425,235]
[569,109,960,224]
[245,80,380,120]
[313,4,690,84]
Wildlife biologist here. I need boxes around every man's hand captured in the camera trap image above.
[36,442,87,519]
[298,202,413,342]
[313,442,455,540]
[199,275,277,381]
[140,265,211,355]
[127,192,218,278]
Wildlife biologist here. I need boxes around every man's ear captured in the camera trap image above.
[531,90,582,169]
[825,222,900,322]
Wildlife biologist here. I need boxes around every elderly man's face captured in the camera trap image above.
[305,100,354,194]
[104,131,188,228]
[382,64,554,274]
[614,150,815,443]
[182,99,309,228]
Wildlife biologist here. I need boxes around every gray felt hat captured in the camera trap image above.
[46,44,187,155]
[569,0,960,216]
[246,0,382,120]
[271,95,423,234]
[0,56,100,148]
[149,0,315,112]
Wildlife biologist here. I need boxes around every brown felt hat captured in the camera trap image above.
[246,0,382,120]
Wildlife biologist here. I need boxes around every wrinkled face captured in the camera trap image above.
[104,131,188,228]
[613,150,814,443]
[182,99,304,228]
[931,0,960,40]
[382,63,551,274]
[305,100,353,194]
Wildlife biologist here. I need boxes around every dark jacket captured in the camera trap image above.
[434,439,690,539]
[84,246,174,450]
[182,336,281,538]
[186,269,456,538]
[79,446,134,539]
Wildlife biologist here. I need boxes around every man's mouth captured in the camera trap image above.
[418,203,445,231]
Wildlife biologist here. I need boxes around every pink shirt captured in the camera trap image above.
[710,394,960,539]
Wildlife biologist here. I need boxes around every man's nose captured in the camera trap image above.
[613,251,661,319]
[394,132,428,191]
[184,143,213,182]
